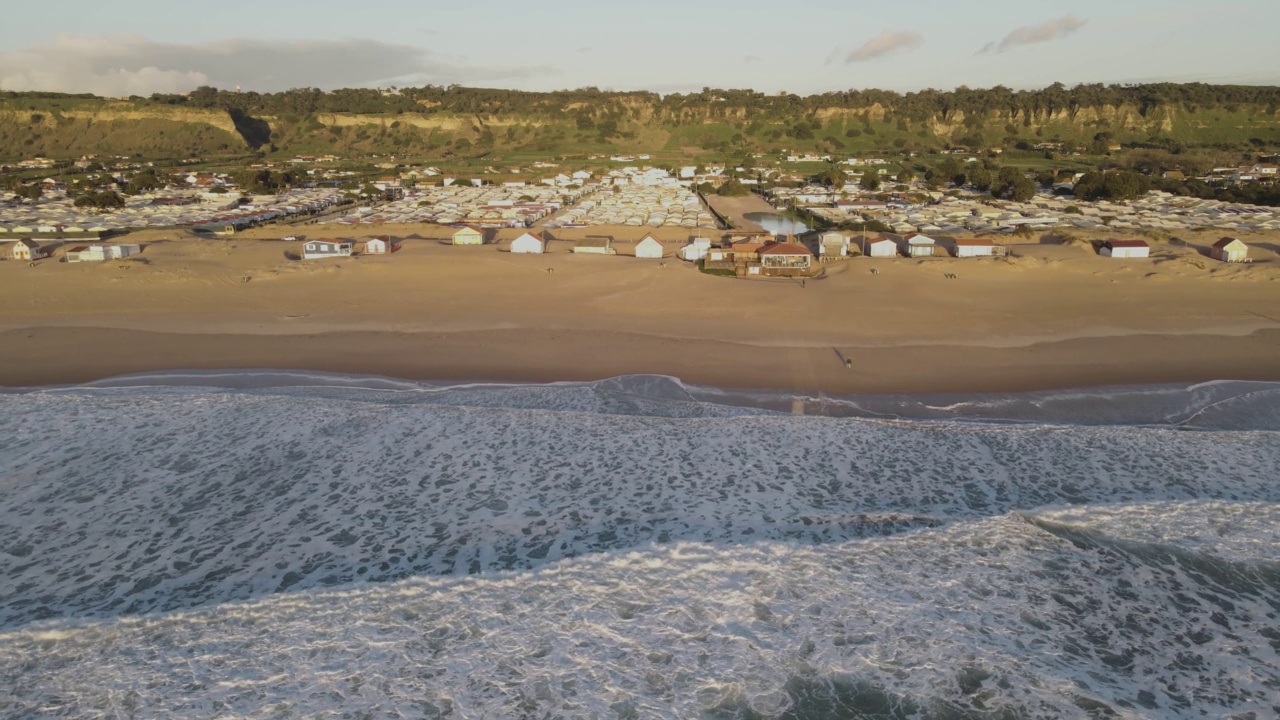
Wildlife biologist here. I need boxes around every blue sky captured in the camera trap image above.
[2,0,1277,96]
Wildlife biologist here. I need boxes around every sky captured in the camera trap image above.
[2,0,1278,97]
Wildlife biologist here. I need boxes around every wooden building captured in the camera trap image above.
[9,239,41,261]
[953,238,998,258]
[1211,237,1248,263]
[510,231,547,254]
[635,234,665,259]
[1099,239,1149,258]
[451,225,486,246]
[758,242,814,277]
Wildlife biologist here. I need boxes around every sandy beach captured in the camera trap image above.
[2,224,1278,392]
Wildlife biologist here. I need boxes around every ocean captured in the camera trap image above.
[1,373,1278,718]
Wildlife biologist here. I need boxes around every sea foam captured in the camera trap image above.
[1,374,1278,718]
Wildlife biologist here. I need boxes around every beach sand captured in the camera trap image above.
[2,226,1278,392]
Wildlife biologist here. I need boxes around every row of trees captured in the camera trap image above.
[120,82,1280,123]
[234,169,302,194]
[73,190,125,210]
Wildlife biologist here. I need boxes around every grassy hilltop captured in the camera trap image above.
[1,83,1278,162]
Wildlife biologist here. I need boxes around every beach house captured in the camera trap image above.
[64,244,140,263]
[953,238,998,258]
[861,235,898,258]
[635,234,665,259]
[510,231,547,254]
[363,237,393,255]
[903,233,937,257]
[679,237,711,262]
[9,239,41,261]
[573,236,616,255]
[758,242,813,277]
[1210,237,1249,263]
[819,232,850,259]
[302,239,353,259]
[1099,239,1149,258]
[451,225,485,245]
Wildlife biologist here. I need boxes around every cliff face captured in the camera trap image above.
[0,104,247,158]
[1,97,1276,160]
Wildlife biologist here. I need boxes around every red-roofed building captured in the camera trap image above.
[756,241,814,276]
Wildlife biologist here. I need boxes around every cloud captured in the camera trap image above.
[0,33,557,96]
[844,31,924,63]
[576,47,592,53]
[744,55,762,63]
[982,14,1087,53]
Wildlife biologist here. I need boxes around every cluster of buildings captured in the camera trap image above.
[321,184,592,227]
[2,238,141,263]
[792,188,1280,237]
[0,187,348,236]
[299,236,396,259]
[550,184,717,229]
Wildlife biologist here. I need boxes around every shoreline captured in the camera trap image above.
[4,325,1279,394]
[3,231,1280,395]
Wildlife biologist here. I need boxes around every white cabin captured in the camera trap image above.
[635,235,665,259]
[10,239,41,261]
[510,232,546,254]
[954,239,997,258]
[1099,240,1149,259]
[1211,237,1248,263]
[862,236,897,258]
[904,234,937,257]
[819,232,849,258]
[452,225,485,245]
[679,237,711,261]
[363,238,391,255]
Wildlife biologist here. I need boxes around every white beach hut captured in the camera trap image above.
[861,235,898,258]
[363,237,391,255]
[1210,237,1248,263]
[635,234,665,259]
[904,233,937,257]
[510,231,546,254]
[953,238,997,258]
[1099,240,1150,258]
[452,225,485,245]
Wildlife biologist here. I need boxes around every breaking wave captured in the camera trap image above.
[2,373,1278,718]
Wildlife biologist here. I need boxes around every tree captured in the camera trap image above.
[716,178,750,197]
[967,168,994,191]
[1008,176,1036,202]
[13,184,43,202]
[73,190,125,210]
[1073,170,1150,201]
[897,168,915,183]
[811,166,845,187]
[860,169,881,191]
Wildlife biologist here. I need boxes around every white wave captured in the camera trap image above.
[2,388,1277,629]
[2,384,1279,718]
[1,513,1276,718]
